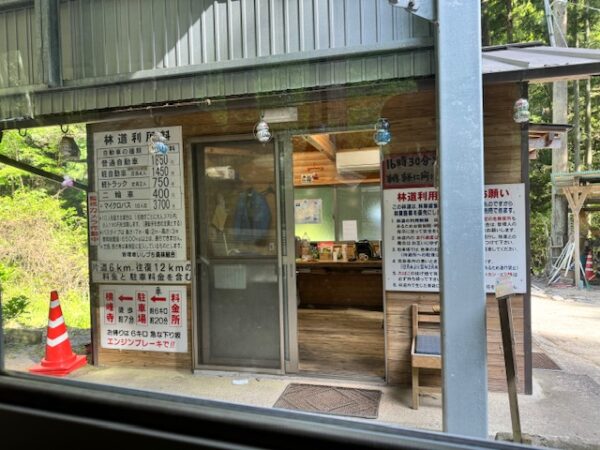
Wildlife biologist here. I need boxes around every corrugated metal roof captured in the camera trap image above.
[0,48,435,127]
[483,45,600,82]
[5,43,600,128]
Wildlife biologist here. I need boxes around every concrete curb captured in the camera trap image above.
[496,432,600,450]
[3,328,43,345]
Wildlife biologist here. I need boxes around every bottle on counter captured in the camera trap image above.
[301,232,311,261]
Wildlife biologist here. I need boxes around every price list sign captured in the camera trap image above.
[99,284,187,352]
[383,184,526,293]
[92,127,191,283]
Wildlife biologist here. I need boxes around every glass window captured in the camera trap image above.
[336,184,382,241]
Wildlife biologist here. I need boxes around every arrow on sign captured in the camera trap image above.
[119,295,133,301]
[151,296,166,302]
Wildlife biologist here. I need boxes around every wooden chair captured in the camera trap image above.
[411,303,442,409]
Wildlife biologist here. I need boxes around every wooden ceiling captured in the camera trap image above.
[292,130,376,154]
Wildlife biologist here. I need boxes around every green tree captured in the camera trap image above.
[0,125,88,213]
[0,125,89,328]
[0,189,89,328]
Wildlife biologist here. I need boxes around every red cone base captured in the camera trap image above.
[29,290,87,377]
[29,354,87,377]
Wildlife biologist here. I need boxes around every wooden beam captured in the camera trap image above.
[563,186,589,289]
[302,134,336,161]
[0,0,33,12]
[0,154,87,191]
[562,186,597,209]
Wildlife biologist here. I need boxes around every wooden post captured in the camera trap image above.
[563,186,589,288]
[550,0,570,265]
[497,294,522,443]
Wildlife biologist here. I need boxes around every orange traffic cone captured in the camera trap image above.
[29,291,87,376]
[585,251,596,281]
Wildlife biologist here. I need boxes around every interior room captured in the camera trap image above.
[292,130,385,380]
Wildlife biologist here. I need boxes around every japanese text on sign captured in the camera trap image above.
[88,192,99,246]
[92,260,192,284]
[100,285,187,352]
[383,184,526,293]
[382,152,436,189]
[93,127,186,261]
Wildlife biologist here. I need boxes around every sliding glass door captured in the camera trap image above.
[193,140,282,370]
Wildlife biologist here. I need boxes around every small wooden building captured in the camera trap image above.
[3,0,600,396]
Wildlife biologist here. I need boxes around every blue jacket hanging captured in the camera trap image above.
[232,189,271,243]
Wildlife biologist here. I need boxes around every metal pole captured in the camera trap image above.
[436,0,488,438]
[543,0,556,46]
[519,82,533,395]
[550,1,570,275]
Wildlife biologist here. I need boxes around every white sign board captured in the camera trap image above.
[91,260,192,284]
[99,284,187,352]
[384,184,526,293]
[92,126,190,283]
[342,220,358,241]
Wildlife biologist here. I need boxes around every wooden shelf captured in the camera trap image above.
[296,260,381,270]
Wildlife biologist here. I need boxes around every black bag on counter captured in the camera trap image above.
[356,240,373,259]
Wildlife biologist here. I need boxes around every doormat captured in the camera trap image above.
[273,383,382,419]
[532,352,561,370]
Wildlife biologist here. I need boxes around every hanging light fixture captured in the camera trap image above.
[373,118,392,146]
[513,98,529,123]
[149,131,169,154]
[58,125,81,161]
[254,116,272,144]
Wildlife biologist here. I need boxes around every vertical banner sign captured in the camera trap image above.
[88,192,99,246]
[91,127,191,283]
[99,285,187,352]
[384,184,526,293]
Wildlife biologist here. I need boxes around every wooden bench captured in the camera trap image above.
[411,303,442,409]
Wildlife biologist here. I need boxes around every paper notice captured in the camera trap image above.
[342,220,358,241]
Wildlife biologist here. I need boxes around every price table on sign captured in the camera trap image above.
[92,127,191,283]
[93,126,186,261]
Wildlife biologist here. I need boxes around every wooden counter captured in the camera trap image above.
[296,260,383,309]
[296,261,382,270]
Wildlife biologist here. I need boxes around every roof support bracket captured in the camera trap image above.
[388,0,436,22]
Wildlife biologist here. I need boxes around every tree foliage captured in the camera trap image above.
[0,125,87,212]
[0,126,89,328]
[483,1,600,272]
[483,1,547,46]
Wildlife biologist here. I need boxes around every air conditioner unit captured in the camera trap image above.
[336,149,381,173]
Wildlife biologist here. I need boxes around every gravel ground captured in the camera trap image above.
[3,327,91,371]
[531,278,600,386]
[2,281,599,448]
